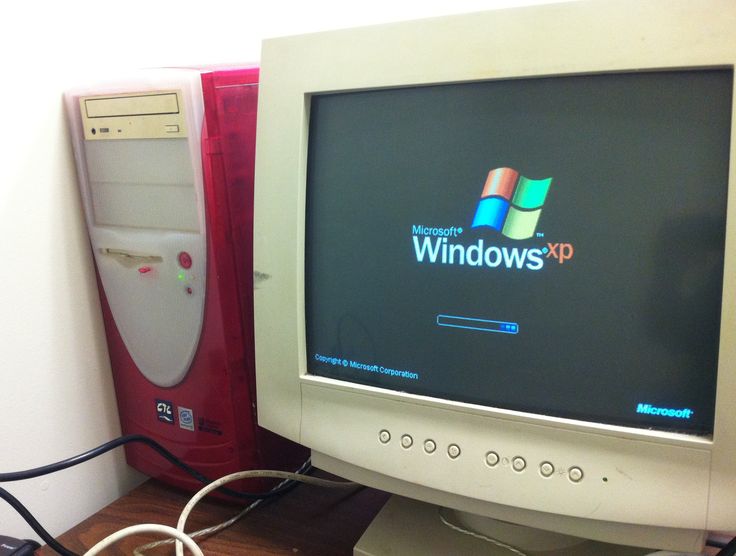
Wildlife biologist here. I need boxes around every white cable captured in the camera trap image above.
[83,523,203,556]
[438,508,529,556]
[643,552,704,556]
[438,513,708,556]
[133,501,260,555]
[174,469,359,556]
[134,459,313,555]
[437,515,701,556]
[133,460,309,556]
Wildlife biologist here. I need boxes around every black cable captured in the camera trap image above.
[0,435,311,556]
[717,536,736,556]
[709,537,729,549]
[0,487,77,556]
[0,434,302,500]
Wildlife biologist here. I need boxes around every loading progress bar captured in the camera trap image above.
[436,314,519,335]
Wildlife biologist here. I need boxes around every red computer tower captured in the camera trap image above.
[66,66,306,494]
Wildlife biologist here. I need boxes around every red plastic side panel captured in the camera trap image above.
[200,67,308,476]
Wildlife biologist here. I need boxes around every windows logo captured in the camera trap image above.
[471,167,553,240]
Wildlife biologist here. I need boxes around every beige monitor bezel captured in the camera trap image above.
[254,0,736,548]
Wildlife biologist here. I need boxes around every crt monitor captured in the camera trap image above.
[253,0,736,552]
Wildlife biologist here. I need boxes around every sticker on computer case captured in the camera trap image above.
[198,416,223,436]
[156,399,174,424]
[178,407,195,431]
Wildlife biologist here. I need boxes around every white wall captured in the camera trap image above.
[0,0,557,544]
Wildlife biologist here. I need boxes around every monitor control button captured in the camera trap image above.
[379,430,391,444]
[569,466,584,483]
[447,444,461,459]
[512,456,527,472]
[423,439,437,454]
[401,434,414,449]
[485,451,500,467]
[540,461,555,477]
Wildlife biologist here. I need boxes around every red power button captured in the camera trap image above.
[178,252,192,269]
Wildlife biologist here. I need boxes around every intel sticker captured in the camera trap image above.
[178,407,195,431]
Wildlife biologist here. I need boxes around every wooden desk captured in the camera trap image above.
[36,479,723,555]
[37,475,389,555]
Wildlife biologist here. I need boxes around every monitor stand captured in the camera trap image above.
[354,496,658,556]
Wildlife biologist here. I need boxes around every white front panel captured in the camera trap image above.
[66,73,207,387]
[93,227,205,387]
[85,139,199,231]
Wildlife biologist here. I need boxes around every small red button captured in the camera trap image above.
[138,266,152,274]
[178,252,192,269]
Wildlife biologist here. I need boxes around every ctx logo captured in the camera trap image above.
[156,399,174,424]
[544,242,574,264]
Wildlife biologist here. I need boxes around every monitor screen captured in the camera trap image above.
[305,69,732,436]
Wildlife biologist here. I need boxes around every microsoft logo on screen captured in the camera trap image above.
[410,165,572,270]
[471,167,553,240]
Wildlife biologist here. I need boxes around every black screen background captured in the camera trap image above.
[304,70,732,435]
